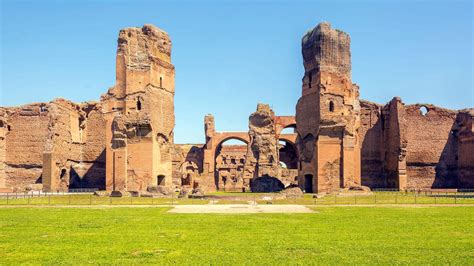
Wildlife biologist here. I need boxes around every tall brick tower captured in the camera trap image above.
[296,22,361,193]
[102,24,175,192]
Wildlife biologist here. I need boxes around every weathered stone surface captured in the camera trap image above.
[456,109,474,188]
[147,185,173,195]
[280,186,304,198]
[1,22,472,193]
[296,22,361,193]
[103,24,175,192]
[246,104,279,180]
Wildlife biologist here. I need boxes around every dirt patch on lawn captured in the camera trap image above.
[168,204,315,214]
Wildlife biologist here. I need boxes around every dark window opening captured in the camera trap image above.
[157,175,166,186]
[60,169,67,180]
[304,174,313,193]
[137,99,142,111]
[182,174,191,186]
[329,101,335,112]
[160,77,163,88]
[7,125,11,131]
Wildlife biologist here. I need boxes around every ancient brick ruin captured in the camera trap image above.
[0,22,472,194]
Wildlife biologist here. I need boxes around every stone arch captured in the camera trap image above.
[419,106,429,116]
[278,138,298,169]
[274,116,296,136]
[214,136,248,191]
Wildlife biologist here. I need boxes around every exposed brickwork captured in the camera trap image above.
[296,22,361,193]
[0,22,472,193]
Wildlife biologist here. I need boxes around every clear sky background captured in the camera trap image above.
[1,0,473,144]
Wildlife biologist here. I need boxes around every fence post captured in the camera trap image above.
[434,193,437,204]
[109,196,112,205]
[27,194,30,205]
[395,193,398,204]
[6,193,9,205]
[374,193,377,204]
[354,195,357,204]
[68,194,71,205]
[334,194,337,204]
[454,193,457,204]
[89,194,92,205]
[48,194,51,205]
[414,192,417,204]
[151,196,154,205]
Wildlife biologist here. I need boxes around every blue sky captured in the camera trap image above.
[1,0,473,144]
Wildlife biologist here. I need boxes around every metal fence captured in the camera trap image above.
[0,190,473,206]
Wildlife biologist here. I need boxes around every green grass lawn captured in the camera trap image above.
[0,206,473,264]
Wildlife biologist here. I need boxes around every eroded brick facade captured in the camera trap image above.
[0,22,472,193]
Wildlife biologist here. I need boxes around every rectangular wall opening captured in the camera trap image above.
[304,174,313,193]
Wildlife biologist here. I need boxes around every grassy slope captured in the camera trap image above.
[0,207,473,264]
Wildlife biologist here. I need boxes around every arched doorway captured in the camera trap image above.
[304,174,314,193]
[278,138,298,187]
[214,137,248,191]
[278,139,297,169]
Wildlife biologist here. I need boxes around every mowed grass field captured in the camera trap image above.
[0,206,473,264]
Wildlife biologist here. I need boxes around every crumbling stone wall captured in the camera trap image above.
[358,97,471,190]
[381,98,408,189]
[171,144,204,189]
[456,109,474,188]
[0,99,106,192]
[245,103,279,180]
[216,145,246,191]
[2,22,472,193]
[403,104,458,189]
[3,103,50,191]
[359,100,385,187]
[42,99,106,191]
[0,108,6,190]
[296,22,361,193]
[103,24,175,192]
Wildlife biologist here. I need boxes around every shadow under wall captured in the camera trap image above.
[360,118,385,188]
[431,123,458,188]
[69,150,106,190]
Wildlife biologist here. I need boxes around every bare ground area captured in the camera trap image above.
[168,204,315,213]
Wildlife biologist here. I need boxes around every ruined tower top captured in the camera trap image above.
[103,24,175,104]
[117,24,172,65]
[302,22,351,79]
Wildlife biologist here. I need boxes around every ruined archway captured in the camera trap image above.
[214,137,248,191]
[278,139,297,169]
[179,161,199,187]
[279,124,296,135]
